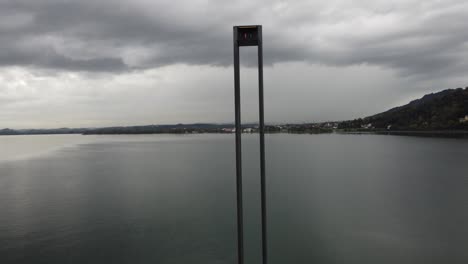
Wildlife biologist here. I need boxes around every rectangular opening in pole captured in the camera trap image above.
[236,26,260,46]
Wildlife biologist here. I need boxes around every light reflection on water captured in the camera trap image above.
[0,134,468,264]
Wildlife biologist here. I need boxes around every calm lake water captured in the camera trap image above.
[1,134,468,264]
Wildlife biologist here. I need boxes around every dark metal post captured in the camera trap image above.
[257,26,268,264]
[233,25,267,264]
[233,26,244,264]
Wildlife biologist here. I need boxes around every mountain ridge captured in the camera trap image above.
[339,87,468,130]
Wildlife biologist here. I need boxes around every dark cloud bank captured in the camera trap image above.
[1,0,467,78]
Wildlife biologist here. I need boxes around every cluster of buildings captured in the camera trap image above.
[361,123,374,129]
[220,122,340,134]
[221,127,256,133]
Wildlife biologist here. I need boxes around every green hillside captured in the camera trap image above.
[339,87,468,130]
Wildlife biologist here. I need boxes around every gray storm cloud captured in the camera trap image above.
[0,0,467,77]
[0,0,467,129]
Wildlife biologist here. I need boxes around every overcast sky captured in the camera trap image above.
[1,0,467,129]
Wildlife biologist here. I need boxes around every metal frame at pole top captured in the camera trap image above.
[233,25,267,264]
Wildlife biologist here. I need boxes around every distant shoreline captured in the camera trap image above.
[338,130,468,138]
[2,130,468,138]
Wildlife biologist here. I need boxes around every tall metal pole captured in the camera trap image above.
[257,26,268,264]
[233,26,244,264]
[233,25,267,264]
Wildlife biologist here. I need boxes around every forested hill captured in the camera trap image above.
[339,87,468,130]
